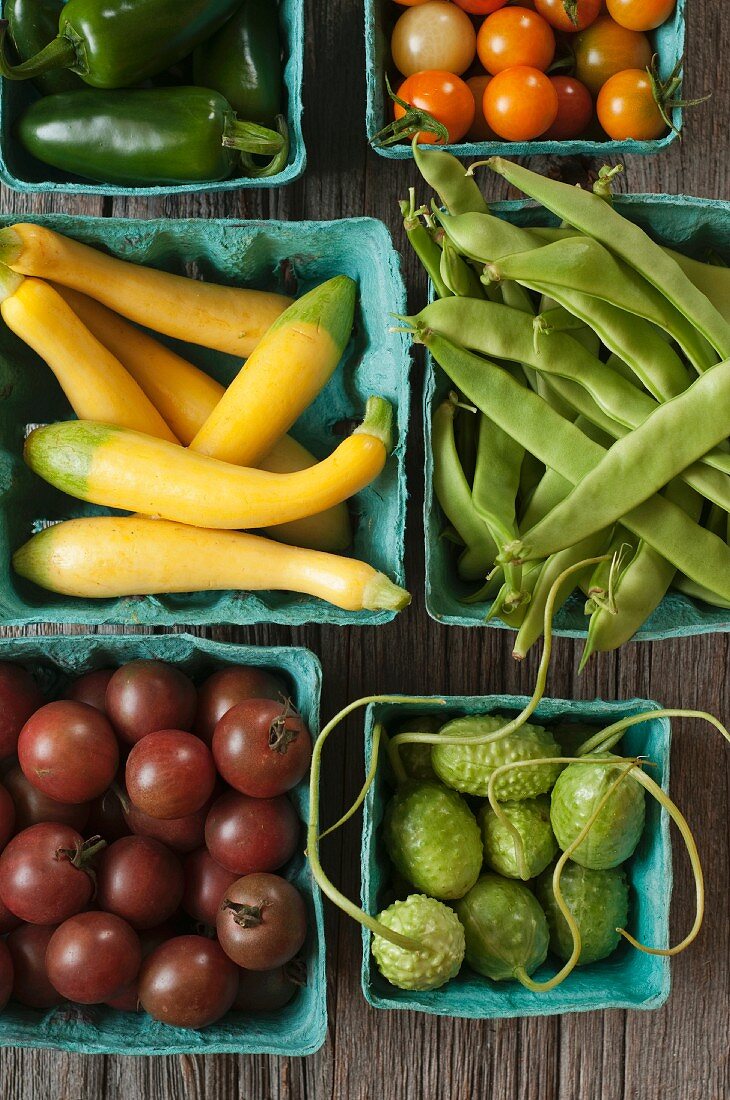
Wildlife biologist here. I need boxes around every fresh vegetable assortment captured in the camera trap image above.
[306,561,728,997]
[397,144,730,657]
[0,656,313,1027]
[0,224,409,616]
[0,0,290,184]
[374,0,687,146]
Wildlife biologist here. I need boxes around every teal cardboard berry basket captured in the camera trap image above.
[361,694,671,1018]
[0,0,305,194]
[365,0,685,159]
[0,214,409,628]
[0,632,326,1056]
[424,193,730,640]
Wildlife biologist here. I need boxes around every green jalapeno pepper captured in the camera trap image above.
[0,0,242,88]
[5,0,82,94]
[193,0,282,127]
[17,86,284,186]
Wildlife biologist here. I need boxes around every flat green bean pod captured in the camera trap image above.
[440,237,485,299]
[674,574,730,608]
[483,158,730,360]
[399,194,451,301]
[431,394,497,581]
[412,140,489,217]
[472,411,524,603]
[488,237,717,374]
[419,330,730,601]
[518,358,730,563]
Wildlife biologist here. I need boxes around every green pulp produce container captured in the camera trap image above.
[424,193,730,640]
[361,693,671,1018]
[0,631,327,1056]
[365,0,685,159]
[0,0,305,194]
[0,214,410,628]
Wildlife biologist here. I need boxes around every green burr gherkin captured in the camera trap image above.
[383,780,483,900]
[478,795,558,880]
[455,873,549,981]
[550,758,645,869]
[535,862,629,964]
[432,715,562,799]
[372,894,465,990]
[394,715,441,780]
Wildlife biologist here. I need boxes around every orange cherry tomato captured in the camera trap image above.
[476,7,556,74]
[542,75,594,138]
[453,0,508,12]
[573,16,652,96]
[465,74,499,140]
[533,0,602,32]
[483,65,559,141]
[606,0,675,30]
[395,71,476,144]
[391,2,476,76]
[596,68,666,139]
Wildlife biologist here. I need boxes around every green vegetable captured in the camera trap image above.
[5,0,82,94]
[550,759,645,869]
[432,715,562,799]
[193,0,283,127]
[383,780,483,900]
[16,88,285,187]
[394,717,440,781]
[536,863,629,964]
[0,0,242,88]
[478,796,557,880]
[372,895,465,991]
[455,874,549,984]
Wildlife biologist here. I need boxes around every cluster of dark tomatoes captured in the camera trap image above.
[0,659,312,1030]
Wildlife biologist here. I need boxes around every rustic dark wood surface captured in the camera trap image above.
[0,1,728,1097]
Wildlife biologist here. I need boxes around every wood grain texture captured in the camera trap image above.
[0,0,728,1096]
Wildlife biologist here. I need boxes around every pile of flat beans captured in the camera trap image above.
[399,143,730,662]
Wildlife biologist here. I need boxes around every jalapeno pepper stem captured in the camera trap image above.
[240,115,290,178]
[0,23,78,81]
[512,761,638,992]
[616,768,704,956]
[306,694,446,952]
[222,117,285,156]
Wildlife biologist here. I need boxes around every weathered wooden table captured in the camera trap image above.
[0,1,728,1097]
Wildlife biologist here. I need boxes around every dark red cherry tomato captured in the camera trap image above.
[0,783,15,850]
[86,785,129,842]
[126,730,216,820]
[182,848,238,927]
[543,75,594,138]
[104,923,174,1011]
[4,765,90,832]
[212,700,312,799]
[0,892,21,934]
[139,935,238,1028]
[0,823,102,924]
[195,665,287,743]
[46,911,141,1004]
[234,965,299,1012]
[205,792,300,876]
[18,701,119,805]
[96,836,184,930]
[0,939,13,1011]
[0,663,44,760]
[106,661,196,745]
[217,873,307,970]
[63,668,114,712]
[124,800,208,853]
[7,924,61,1008]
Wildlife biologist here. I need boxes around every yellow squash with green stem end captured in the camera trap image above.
[0,223,291,357]
[190,275,357,467]
[0,268,177,441]
[12,517,410,612]
[24,397,391,531]
[54,286,352,552]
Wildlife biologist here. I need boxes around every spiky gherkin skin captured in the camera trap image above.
[384,780,482,900]
[455,874,549,981]
[394,716,441,781]
[478,795,558,880]
[535,862,629,964]
[432,716,562,799]
[550,759,645,869]
[372,894,465,990]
